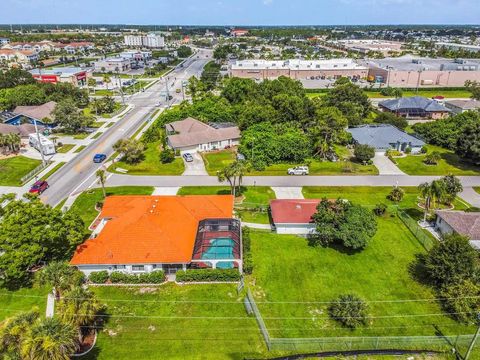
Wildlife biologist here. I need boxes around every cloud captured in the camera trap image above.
[263,0,273,5]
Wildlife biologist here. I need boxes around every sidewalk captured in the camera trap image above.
[460,187,480,207]
[272,187,304,199]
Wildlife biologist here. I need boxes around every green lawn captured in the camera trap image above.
[69,186,154,230]
[73,133,90,140]
[80,284,268,360]
[249,218,474,340]
[56,144,75,153]
[302,186,470,214]
[0,156,42,186]
[202,148,378,176]
[91,132,104,140]
[0,285,50,322]
[107,141,185,175]
[90,121,106,128]
[178,186,276,224]
[475,188,480,195]
[74,145,87,153]
[41,162,65,180]
[395,145,480,176]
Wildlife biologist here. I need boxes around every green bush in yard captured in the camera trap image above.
[176,269,240,282]
[439,279,480,323]
[328,294,369,329]
[88,271,109,284]
[242,227,253,274]
[109,270,165,284]
[160,149,175,164]
[373,203,387,216]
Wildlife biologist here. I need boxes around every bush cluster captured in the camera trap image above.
[175,269,241,282]
[242,227,253,274]
[88,270,165,284]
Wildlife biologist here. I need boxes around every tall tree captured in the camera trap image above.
[52,99,91,134]
[217,160,251,197]
[96,169,107,198]
[38,261,83,299]
[418,180,446,222]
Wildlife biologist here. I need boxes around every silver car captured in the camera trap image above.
[183,153,194,162]
[287,166,309,175]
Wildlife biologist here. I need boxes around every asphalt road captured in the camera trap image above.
[41,49,213,206]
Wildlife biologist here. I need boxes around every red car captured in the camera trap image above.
[29,180,49,195]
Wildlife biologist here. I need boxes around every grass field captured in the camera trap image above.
[41,162,65,180]
[56,144,75,153]
[249,221,474,340]
[90,121,106,128]
[0,285,50,322]
[395,145,480,176]
[0,156,42,186]
[69,186,154,230]
[202,148,378,176]
[302,186,470,214]
[178,186,276,224]
[306,89,471,99]
[80,284,268,360]
[108,141,184,175]
[91,132,104,140]
[74,145,87,153]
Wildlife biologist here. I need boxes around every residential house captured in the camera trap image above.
[347,124,425,153]
[166,118,241,153]
[0,49,39,65]
[270,199,321,235]
[444,99,480,114]
[70,195,242,275]
[378,96,451,120]
[435,210,480,249]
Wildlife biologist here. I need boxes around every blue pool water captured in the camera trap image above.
[201,237,235,269]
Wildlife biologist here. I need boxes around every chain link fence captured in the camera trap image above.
[397,209,435,251]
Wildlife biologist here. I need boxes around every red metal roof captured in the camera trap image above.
[270,199,321,225]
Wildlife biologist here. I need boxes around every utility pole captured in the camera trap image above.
[464,313,480,360]
[165,76,170,108]
[117,71,125,105]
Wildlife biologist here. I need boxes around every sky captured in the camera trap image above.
[0,0,479,25]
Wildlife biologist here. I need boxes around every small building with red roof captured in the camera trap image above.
[270,199,321,235]
[71,195,242,275]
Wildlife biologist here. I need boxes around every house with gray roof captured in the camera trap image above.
[435,210,480,250]
[166,117,241,153]
[379,96,451,119]
[347,124,425,153]
[444,99,480,114]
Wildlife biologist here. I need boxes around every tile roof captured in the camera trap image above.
[166,117,240,148]
[436,210,480,240]
[70,195,234,266]
[379,96,451,113]
[270,199,321,225]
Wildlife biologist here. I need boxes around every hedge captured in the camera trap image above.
[176,269,241,282]
[88,270,166,284]
[242,227,253,274]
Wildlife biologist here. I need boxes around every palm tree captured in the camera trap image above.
[102,74,111,90]
[38,261,80,299]
[217,160,251,197]
[22,317,77,360]
[0,309,39,357]
[87,78,97,95]
[57,286,103,343]
[419,180,446,222]
[96,169,107,198]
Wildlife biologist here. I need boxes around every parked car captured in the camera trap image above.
[29,180,49,194]
[287,166,309,175]
[93,154,107,163]
[183,153,194,162]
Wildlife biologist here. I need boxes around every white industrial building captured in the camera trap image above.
[124,34,165,48]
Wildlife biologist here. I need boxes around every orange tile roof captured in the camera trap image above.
[71,195,234,266]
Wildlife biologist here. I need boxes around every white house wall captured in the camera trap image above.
[275,223,316,235]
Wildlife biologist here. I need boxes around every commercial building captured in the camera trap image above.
[444,99,480,114]
[70,195,242,275]
[93,57,131,73]
[119,50,152,62]
[366,55,480,87]
[166,118,241,153]
[378,96,451,120]
[30,67,91,87]
[124,33,165,48]
[231,29,249,37]
[435,42,480,53]
[270,199,321,235]
[229,59,368,81]
[335,39,404,56]
[435,210,480,249]
[347,124,425,153]
[0,38,9,45]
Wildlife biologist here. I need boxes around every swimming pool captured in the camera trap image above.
[200,237,235,269]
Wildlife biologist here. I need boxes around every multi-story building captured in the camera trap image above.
[30,67,91,87]
[229,59,368,81]
[119,50,152,62]
[0,38,9,45]
[0,49,39,65]
[124,33,165,48]
[366,55,480,87]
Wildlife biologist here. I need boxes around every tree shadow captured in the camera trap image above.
[306,234,364,255]
[441,151,480,172]
[408,253,432,286]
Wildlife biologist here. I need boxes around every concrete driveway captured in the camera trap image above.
[182,152,208,176]
[373,152,405,175]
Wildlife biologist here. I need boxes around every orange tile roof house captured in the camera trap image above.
[166,117,241,153]
[71,195,242,275]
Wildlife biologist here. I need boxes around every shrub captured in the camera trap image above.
[405,146,412,154]
[328,294,368,328]
[373,203,387,216]
[424,151,441,165]
[387,186,404,203]
[160,148,175,164]
[176,269,241,282]
[466,207,480,212]
[354,144,375,164]
[88,271,109,284]
[242,227,253,274]
[385,149,402,157]
[107,271,165,284]
[421,146,428,154]
[243,253,253,275]
[439,280,480,323]
[109,271,130,283]
[145,270,166,283]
